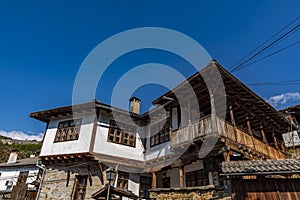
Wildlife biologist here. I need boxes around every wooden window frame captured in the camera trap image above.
[140,176,152,199]
[150,122,170,148]
[185,170,208,187]
[117,171,129,189]
[54,118,82,143]
[107,120,136,147]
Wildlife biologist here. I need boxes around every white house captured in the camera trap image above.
[0,152,40,199]
[30,60,291,200]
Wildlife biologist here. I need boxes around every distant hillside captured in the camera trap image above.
[0,134,10,140]
[0,138,42,163]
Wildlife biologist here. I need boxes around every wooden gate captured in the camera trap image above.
[232,178,300,200]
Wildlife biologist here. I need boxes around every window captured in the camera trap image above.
[162,177,170,188]
[186,170,208,187]
[140,176,151,199]
[150,122,169,147]
[117,171,129,189]
[107,120,136,147]
[5,180,13,190]
[54,119,82,142]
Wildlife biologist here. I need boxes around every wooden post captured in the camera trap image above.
[260,125,271,158]
[260,125,267,143]
[273,133,279,149]
[106,182,111,200]
[179,167,184,188]
[281,142,286,152]
[210,94,217,133]
[97,162,104,185]
[223,151,230,162]
[246,115,256,151]
[229,104,237,142]
[188,100,191,125]
[152,172,157,189]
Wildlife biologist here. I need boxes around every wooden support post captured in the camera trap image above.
[223,151,230,162]
[169,111,173,134]
[246,115,256,151]
[208,172,213,185]
[260,125,267,143]
[260,125,271,158]
[66,167,70,187]
[87,165,93,186]
[281,142,286,152]
[229,105,237,142]
[97,162,104,185]
[152,172,157,189]
[188,100,191,125]
[210,94,217,133]
[273,134,279,149]
[179,167,184,188]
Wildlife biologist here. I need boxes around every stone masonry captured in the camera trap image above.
[38,163,103,200]
[149,185,231,200]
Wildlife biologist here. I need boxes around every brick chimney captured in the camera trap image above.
[7,150,18,164]
[129,97,141,115]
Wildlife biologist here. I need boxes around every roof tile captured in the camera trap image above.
[222,159,300,175]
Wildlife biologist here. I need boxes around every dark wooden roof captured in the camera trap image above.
[280,104,300,113]
[30,99,141,123]
[222,159,300,175]
[152,60,293,135]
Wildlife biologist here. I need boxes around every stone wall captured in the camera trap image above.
[38,163,103,200]
[149,185,231,200]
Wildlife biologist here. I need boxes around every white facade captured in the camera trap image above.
[37,108,184,198]
[42,113,172,163]
[93,121,145,161]
[40,114,95,156]
[0,168,39,191]
[145,141,172,161]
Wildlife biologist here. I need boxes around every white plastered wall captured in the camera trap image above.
[40,114,95,156]
[0,169,39,190]
[93,121,145,161]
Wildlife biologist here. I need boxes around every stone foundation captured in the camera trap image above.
[149,185,231,200]
[38,163,104,200]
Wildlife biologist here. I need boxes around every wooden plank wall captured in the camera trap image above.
[232,179,300,200]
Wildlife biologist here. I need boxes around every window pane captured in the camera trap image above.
[55,119,81,142]
[70,120,75,127]
[108,121,136,147]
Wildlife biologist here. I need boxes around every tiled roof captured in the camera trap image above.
[221,159,300,175]
[279,104,300,112]
[0,157,37,168]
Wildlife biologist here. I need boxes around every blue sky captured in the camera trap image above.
[0,1,300,140]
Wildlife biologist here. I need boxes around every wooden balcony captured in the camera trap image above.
[170,116,287,159]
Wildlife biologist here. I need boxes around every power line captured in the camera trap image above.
[230,15,300,70]
[231,23,300,72]
[249,80,300,86]
[235,39,300,71]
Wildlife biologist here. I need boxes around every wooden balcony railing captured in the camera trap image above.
[170,116,286,159]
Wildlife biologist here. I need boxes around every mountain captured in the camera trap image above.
[0,134,11,140]
[0,136,42,163]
